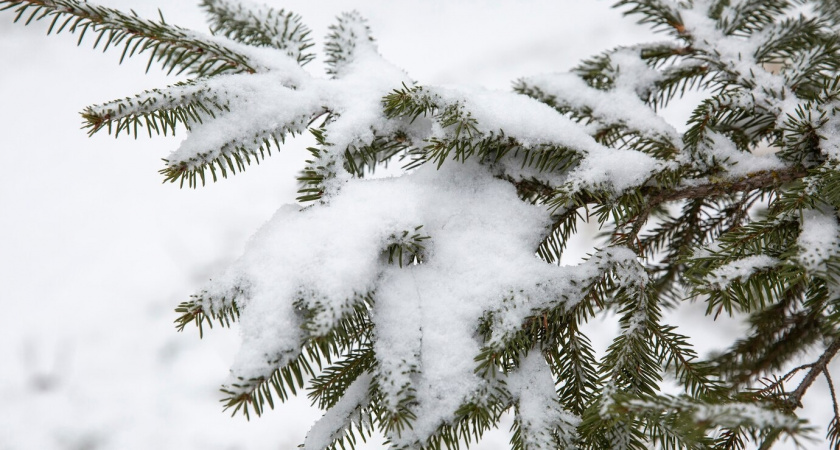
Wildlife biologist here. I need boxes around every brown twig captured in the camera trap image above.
[824,368,840,419]
[787,337,840,409]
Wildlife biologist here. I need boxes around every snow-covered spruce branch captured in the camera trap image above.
[200,0,315,65]
[81,79,231,138]
[174,290,241,338]
[8,0,840,448]
[648,166,808,205]
[219,293,375,419]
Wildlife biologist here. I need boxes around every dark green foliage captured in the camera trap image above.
[80,81,230,138]
[174,289,242,338]
[1,0,325,189]
[200,0,315,65]
[220,293,375,420]
[1,0,256,77]
[159,117,300,188]
[384,226,429,267]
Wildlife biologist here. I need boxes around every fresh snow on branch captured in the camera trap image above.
[6,0,840,447]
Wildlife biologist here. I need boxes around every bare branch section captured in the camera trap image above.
[649,167,808,205]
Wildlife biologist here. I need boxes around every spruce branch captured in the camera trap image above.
[160,125,289,188]
[825,368,840,448]
[384,226,429,267]
[200,0,315,65]
[613,0,685,37]
[81,80,229,138]
[162,102,328,188]
[174,290,242,338]
[324,11,375,78]
[304,373,377,450]
[308,348,375,410]
[718,0,792,36]
[638,166,807,216]
[8,0,840,447]
[547,323,599,417]
[0,0,257,77]
[710,280,827,385]
[221,295,374,419]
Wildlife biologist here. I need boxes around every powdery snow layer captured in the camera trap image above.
[427,85,666,193]
[707,255,780,288]
[797,210,840,274]
[694,131,787,177]
[206,144,650,445]
[522,70,679,144]
[506,351,579,449]
[208,160,600,444]
[433,86,607,152]
[304,373,373,450]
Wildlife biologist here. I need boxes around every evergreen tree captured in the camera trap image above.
[4,0,840,448]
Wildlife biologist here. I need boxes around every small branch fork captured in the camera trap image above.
[786,337,840,410]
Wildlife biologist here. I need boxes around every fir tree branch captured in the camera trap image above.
[825,368,840,448]
[616,167,808,239]
[200,0,314,65]
[81,79,229,138]
[1,0,257,76]
[161,128,288,188]
[308,348,375,410]
[324,11,375,78]
[614,0,685,36]
[652,167,807,204]
[718,0,791,36]
[222,296,374,419]
[174,290,242,338]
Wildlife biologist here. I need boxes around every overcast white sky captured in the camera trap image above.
[0,1,833,449]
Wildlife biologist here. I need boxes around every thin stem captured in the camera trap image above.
[787,337,840,409]
[823,367,840,419]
